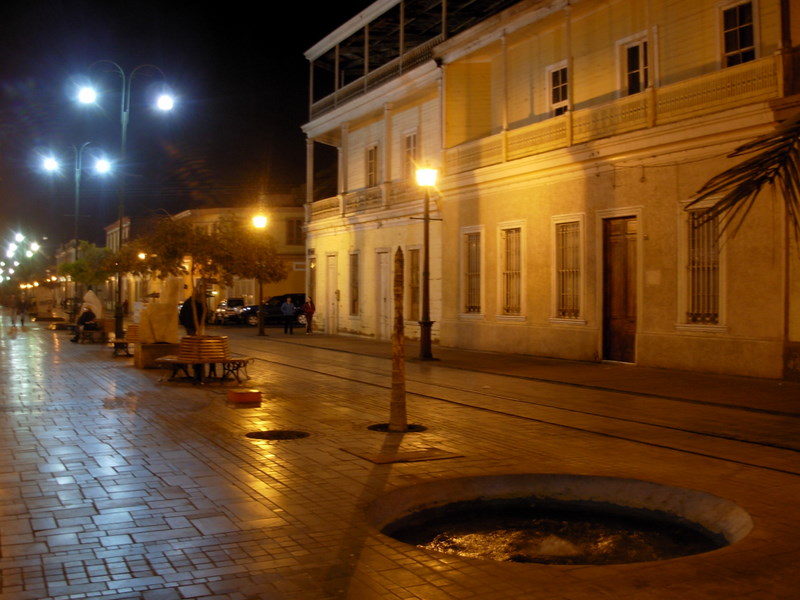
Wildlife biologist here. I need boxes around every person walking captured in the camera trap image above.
[302,297,316,335]
[9,294,18,326]
[281,296,296,335]
[16,295,28,326]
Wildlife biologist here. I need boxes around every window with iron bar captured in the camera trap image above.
[501,227,521,315]
[556,221,580,319]
[687,212,719,324]
[464,232,481,313]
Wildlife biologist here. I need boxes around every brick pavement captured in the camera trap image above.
[1,318,799,599]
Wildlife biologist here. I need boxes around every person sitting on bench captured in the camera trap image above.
[71,305,98,342]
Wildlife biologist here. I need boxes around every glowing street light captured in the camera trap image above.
[252,213,268,229]
[416,165,438,361]
[2,232,44,286]
[95,158,111,174]
[156,94,174,111]
[42,142,112,267]
[78,60,175,346]
[77,86,97,104]
[252,208,269,336]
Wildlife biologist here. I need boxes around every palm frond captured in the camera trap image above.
[687,112,800,239]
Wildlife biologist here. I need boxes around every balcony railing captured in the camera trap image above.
[310,35,445,120]
[447,54,781,175]
[309,196,340,219]
[309,53,785,222]
[344,187,383,213]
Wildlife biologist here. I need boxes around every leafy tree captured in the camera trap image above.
[216,216,288,285]
[688,112,800,238]
[58,242,115,289]
[125,213,288,335]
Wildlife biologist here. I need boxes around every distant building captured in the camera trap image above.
[171,205,306,308]
[102,197,306,313]
[303,0,800,378]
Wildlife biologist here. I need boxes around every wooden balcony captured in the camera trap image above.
[446,54,782,175]
[309,54,786,223]
[310,35,444,121]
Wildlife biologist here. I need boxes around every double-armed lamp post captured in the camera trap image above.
[42,143,111,315]
[77,61,174,344]
[43,143,113,258]
[415,166,438,361]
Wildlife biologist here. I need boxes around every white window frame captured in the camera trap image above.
[366,144,379,188]
[616,32,650,97]
[403,131,418,181]
[547,61,569,117]
[718,0,758,69]
[460,225,484,318]
[676,201,728,331]
[497,221,525,320]
[551,214,585,324]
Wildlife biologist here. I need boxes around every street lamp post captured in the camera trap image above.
[43,143,111,317]
[415,166,438,361]
[252,210,269,337]
[78,61,174,348]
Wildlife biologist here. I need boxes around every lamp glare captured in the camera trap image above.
[416,167,438,187]
[78,86,97,104]
[157,94,175,111]
[95,158,111,174]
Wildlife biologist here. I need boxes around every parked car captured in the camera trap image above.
[239,293,306,327]
[213,297,246,324]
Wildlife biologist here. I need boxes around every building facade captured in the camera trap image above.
[173,206,307,308]
[103,202,306,314]
[303,0,800,379]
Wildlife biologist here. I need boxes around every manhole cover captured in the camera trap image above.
[368,423,427,433]
[246,430,310,440]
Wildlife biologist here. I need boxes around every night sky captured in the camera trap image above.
[0,0,372,251]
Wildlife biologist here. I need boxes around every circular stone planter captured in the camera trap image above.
[368,474,753,565]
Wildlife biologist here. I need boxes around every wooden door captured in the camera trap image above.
[377,251,391,339]
[326,255,338,334]
[603,217,637,362]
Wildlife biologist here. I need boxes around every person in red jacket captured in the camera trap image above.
[302,297,316,335]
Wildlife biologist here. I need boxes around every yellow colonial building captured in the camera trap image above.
[303,0,800,379]
[106,199,306,314]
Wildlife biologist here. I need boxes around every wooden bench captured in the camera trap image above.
[78,326,106,344]
[155,354,254,384]
[77,317,117,345]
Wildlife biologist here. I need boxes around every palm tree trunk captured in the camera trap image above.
[389,247,407,432]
